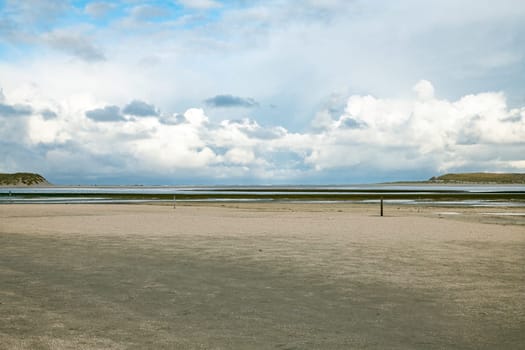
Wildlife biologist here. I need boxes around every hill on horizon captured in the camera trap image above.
[0,173,50,186]
[429,172,525,184]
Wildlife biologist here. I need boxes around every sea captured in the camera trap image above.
[1,184,524,207]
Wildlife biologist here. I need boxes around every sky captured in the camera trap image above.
[0,0,524,185]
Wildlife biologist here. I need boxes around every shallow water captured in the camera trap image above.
[1,184,525,194]
[1,184,524,206]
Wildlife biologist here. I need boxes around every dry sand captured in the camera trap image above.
[0,203,524,349]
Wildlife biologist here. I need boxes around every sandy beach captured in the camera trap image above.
[0,203,524,349]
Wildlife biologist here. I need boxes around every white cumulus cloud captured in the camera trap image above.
[1,80,524,183]
[307,81,525,175]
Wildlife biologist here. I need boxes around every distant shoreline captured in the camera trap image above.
[1,184,524,207]
[1,171,524,187]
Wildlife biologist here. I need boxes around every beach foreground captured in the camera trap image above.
[0,203,524,349]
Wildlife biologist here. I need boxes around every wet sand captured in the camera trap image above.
[0,203,524,349]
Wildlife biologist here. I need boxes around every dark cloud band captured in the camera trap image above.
[0,103,33,117]
[123,100,158,116]
[204,95,259,108]
[85,105,124,122]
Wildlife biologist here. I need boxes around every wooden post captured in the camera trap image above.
[380,197,383,217]
[173,195,176,209]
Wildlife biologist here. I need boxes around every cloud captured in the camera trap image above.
[43,31,105,62]
[3,0,70,27]
[220,119,286,140]
[413,80,435,100]
[338,117,366,129]
[502,114,523,123]
[304,81,525,174]
[84,2,115,18]
[130,5,168,21]
[2,0,524,134]
[0,103,33,117]
[85,105,124,122]
[159,114,187,125]
[122,100,159,117]
[0,20,15,42]
[177,0,221,10]
[0,102,34,149]
[2,80,525,183]
[204,95,259,108]
[41,109,58,120]
[224,148,255,165]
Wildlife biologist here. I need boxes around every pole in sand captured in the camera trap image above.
[380,197,384,217]
[173,195,176,209]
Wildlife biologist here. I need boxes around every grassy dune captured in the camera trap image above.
[430,173,525,184]
[0,173,50,186]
